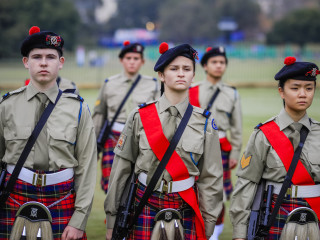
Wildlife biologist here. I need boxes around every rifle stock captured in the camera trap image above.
[247,180,266,240]
[111,169,137,240]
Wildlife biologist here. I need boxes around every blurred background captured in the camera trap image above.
[1,0,320,239]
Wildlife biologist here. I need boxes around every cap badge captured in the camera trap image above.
[306,68,320,77]
[136,45,142,52]
[46,35,62,47]
[193,51,199,60]
[219,46,225,53]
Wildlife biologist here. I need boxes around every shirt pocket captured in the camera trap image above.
[48,127,77,164]
[307,152,320,181]
[181,126,204,166]
[3,126,33,163]
[215,104,232,129]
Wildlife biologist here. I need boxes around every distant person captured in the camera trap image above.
[25,76,79,94]
[0,26,97,240]
[92,40,159,193]
[230,56,320,239]
[189,46,242,240]
[105,42,223,240]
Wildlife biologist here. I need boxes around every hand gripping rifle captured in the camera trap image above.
[111,167,137,240]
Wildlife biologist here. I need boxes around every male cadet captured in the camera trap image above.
[189,46,242,240]
[0,26,97,240]
[92,40,159,193]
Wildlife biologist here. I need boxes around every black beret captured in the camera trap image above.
[275,56,319,81]
[200,46,227,66]
[21,26,64,57]
[154,42,198,72]
[118,41,144,58]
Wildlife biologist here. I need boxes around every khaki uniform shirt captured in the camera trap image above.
[0,82,97,231]
[104,95,223,236]
[195,80,242,160]
[229,109,320,239]
[57,77,79,95]
[92,72,159,137]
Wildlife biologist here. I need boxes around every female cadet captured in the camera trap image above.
[105,43,223,240]
[230,56,320,240]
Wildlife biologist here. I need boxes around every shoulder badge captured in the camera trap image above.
[116,133,127,150]
[240,153,252,169]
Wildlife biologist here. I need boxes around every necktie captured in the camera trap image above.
[163,106,179,141]
[34,93,49,170]
[288,122,302,150]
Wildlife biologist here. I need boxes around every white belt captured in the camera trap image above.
[138,172,195,194]
[218,131,226,139]
[7,165,74,187]
[111,122,125,132]
[266,181,320,198]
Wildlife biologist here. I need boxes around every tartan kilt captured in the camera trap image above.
[0,172,87,240]
[266,194,320,239]
[128,182,196,240]
[221,150,233,200]
[101,130,121,193]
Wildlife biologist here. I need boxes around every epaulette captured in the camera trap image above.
[63,88,76,94]
[63,92,84,102]
[152,77,157,81]
[0,87,26,103]
[254,116,276,129]
[104,78,108,83]
[189,81,201,88]
[138,100,156,109]
[254,123,263,129]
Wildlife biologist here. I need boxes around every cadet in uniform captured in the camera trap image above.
[105,42,223,240]
[92,40,159,193]
[230,56,320,239]
[189,46,242,239]
[0,26,97,240]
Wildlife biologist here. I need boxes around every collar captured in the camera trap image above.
[158,94,189,117]
[120,71,140,82]
[278,108,311,131]
[26,81,59,103]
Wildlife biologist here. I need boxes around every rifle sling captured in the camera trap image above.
[98,75,141,147]
[130,103,193,228]
[262,125,309,233]
[0,90,63,206]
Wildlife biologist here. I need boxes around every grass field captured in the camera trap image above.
[1,58,320,239]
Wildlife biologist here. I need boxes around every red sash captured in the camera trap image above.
[260,121,320,219]
[189,86,200,107]
[139,104,207,239]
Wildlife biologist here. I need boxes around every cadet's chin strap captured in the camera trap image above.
[258,125,309,236]
[0,90,63,207]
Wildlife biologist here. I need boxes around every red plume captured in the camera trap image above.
[159,42,169,54]
[206,47,212,52]
[29,26,40,35]
[123,40,130,46]
[284,56,296,65]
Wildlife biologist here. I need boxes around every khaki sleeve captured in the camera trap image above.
[229,90,243,161]
[229,129,267,238]
[68,102,98,231]
[104,109,139,229]
[197,116,224,236]
[92,82,107,138]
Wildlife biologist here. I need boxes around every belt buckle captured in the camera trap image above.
[33,173,46,187]
[161,180,172,194]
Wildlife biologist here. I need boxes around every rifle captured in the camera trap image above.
[247,180,266,240]
[111,168,137,240]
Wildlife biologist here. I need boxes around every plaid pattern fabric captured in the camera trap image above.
[221,150,233,199]
[0,172,87,240]
[128,182,196,240]
[101,130,121,193]
[267,194,319,240]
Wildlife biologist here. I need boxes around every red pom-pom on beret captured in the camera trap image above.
[159,42,169,54]
[206,47,212,52]
[29,26,40,35]
[284,56,296,65]
[123,40,130,46]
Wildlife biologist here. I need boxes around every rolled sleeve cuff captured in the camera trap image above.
[106,214,116,229]
[68,210,88,231]
[205,221,215,237]
[232,224,248,239]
